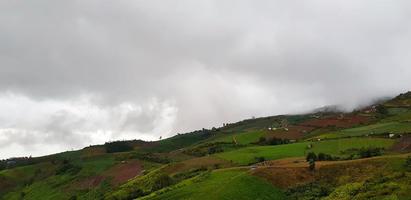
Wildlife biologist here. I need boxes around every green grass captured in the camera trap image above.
[317,122,411,139]
[2,174,74,200]
[382,110,411,122]
[215,138,395,165]
[213,131,266,145]
[215,143,308,165]
[310,138,395,155]
[74,155,115,177]
[142,169,286,200]
[148,132,212,153]
[0,155,116,200]
[0,164,38,180]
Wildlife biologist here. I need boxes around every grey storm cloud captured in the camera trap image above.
[1,0,411,158]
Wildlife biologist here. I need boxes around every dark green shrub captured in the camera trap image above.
[358,147,383,158]
[255,137,290,145]
[208,146,223,154]
[55,159,81,175]
[256,156,266,162]
[258,137,267,143]
[267,137,290,145]
[306,152,317,162]
[105,141,133,153]
[317,153,334,161]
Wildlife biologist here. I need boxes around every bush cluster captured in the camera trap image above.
[183,142,229,157]
[307,147,384,163]
[55,159,81,175]
[256,137,290,146]
[104,141,134,153]
[306,152,337,162]
[342,147,384,159]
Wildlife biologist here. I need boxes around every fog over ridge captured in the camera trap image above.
[1,0,411,158]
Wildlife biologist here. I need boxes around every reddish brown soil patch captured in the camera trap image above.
[266,126,315,140]
[72,160,143,189]
[252,166,314,189]
[391,135,411,153]
[105,160,143,186]
[76,176,106,189]
[301,115,369,128]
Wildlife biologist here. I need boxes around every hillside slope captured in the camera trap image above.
[1,92,411,199]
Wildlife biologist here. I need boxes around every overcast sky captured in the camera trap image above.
[1,0,411,159]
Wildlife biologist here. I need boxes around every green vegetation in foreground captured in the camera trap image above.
[215,138,395,165]
[142,169,285,200]
[213,131,266,145]
[316,122,411,139]
[292,156,411,200]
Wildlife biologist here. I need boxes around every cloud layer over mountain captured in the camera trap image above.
[1,0,411,158]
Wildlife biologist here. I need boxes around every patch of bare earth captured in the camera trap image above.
[391,135,411,153]
[71,160,143,190]
[301,115,369,128]
[105,160,143,186]
[76,176,106,189]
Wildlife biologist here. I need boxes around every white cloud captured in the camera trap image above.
[0,93,177,158]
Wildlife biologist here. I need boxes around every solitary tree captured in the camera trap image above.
[306,152,317,162]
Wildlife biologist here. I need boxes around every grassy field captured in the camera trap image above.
[215,138,395,165]
[382,110,411,122]
[316,122,411,139]
[142,169,286,200]
[215,143,308,165]
[310,138,395,155]
[148,131,212,153]
[3,175,73,200]
[213,131,266,145]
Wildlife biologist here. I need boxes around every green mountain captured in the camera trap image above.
[1,92,411,200]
